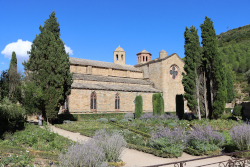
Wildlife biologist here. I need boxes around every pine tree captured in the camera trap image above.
[8,51,17,101]
[182,26,202,119]
[201,16,226,118]
[24,11,73,120]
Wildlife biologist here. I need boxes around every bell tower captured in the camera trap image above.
[113,45,125,65]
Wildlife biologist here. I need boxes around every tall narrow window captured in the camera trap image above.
[115,93,120,111]
[91,92,97,112]
[146,56,148,62]
[116,54,118,60]
[121,54,123,60]
[143,56,145,62]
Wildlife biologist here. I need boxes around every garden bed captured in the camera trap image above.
[55,112,248,158]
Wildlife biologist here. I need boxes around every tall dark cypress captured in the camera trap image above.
[25,11,73,120]
[201,16,226,118]
[8,51,17,100]
[182,26,202,119]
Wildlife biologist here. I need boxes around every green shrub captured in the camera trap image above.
[235,93,243,99]
[176,94,184,120]
[134,95,143,118]
[109,118,117,123]
[233,105,242,116]
[152,92,164,115]
[96,118,108,123]
[0,98,25,137]
[225,108,233,114]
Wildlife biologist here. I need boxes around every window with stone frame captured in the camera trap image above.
[115,93,120,111]
[170,65,179,79]
[90,91,97,112]
[121,54,123,60]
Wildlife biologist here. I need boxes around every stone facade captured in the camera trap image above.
[62,46,188,114]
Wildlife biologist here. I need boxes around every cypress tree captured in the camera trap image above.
[8,51,17,101]
[152,92,164,115]
[200,16,226,118]
[134,95,143,118]
[182,26,202,119]
[24,11,73,120]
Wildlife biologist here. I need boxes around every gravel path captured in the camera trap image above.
[48,125,232,167]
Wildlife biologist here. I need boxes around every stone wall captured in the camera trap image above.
[69,89,154,113]
[70,65,143,79]
[74,80,152,88]
[161,54,186,112]
[136,54,188,112]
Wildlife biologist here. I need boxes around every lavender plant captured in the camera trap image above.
[149,126,186,157]
[93,129,127,162]
[230,124,250,150]
[187,125,224,152]
[58,141,107,167]
[124,113,134,119]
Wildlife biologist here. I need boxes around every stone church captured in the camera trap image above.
[61,46,186,114]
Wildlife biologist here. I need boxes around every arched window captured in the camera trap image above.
[116,54,118,60]
[121,54,123,60]
[115,93,120,111]
[146,56,148,62]
[90,92,97,112]
[143,56,145,62]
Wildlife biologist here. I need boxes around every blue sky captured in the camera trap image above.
[0,0,250,72]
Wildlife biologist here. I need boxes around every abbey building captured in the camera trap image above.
[61,46,187,113]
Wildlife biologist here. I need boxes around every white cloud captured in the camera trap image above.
[1,40,73,63]
[1,39,32,63]
[64,45,73,55]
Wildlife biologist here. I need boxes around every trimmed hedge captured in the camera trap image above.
[127,143,177,158]
[184,147,220,156]
[110,122,151,138]
[134,95,143,118]
[176,94,184,119]
[58,113,126,121]
[233,105,242,116]
[152,92,164,115]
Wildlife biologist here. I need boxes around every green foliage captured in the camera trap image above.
[0,98,25,137]
[24,11,73,119]
[217,24,250,47]
[152,92,164,115]
[233,105,242,116]
[96,118,108,123]
[245,69,250,84]
[176,94,184,119]
[21,81,43,116]
[134,95,143,118]
[0,151,34,166]
[0,70,9,101]
[182,26,201,112]
[225,67,235,103]
[0,123,73,154]
[8,51,18,101]
[201,16,227,119]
